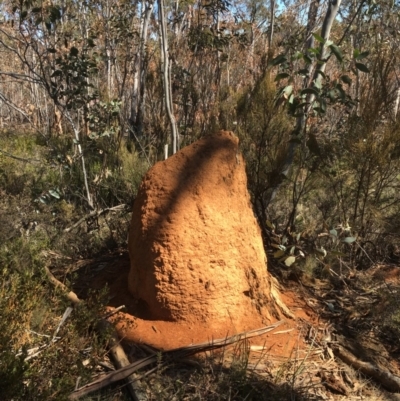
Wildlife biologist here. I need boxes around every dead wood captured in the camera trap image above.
[44,266,81,305]
[69,320,285,400]
[44,266,145,401]
[332,343,400,393]
[64,204,127,233]
[0,148,41,164]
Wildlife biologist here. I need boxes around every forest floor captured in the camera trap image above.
[57,247,400,401]
[2,130,400,400]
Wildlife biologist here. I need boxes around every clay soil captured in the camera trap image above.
[76,251,318,355]
[71,252,400,400]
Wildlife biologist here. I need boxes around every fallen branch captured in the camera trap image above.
[101,305,126,319]
[44,266,144,401]
[23,307,74,361]
[44,266,81,305]
[69,320,285,400]
[64,204,128,233]
[0,148,41,164]
[332,343,400,392]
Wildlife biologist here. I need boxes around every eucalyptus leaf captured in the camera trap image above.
[274,72,290,81]
[271,244,286,251]
[274,250,285,258]
[266,220,275,230]
[49,189,61,199]
[282,85,293,98]
[269,54,287,67]
[314,79,322,90]
[355,62,370,73]
[301,87,319,96]
[342,237,356,243]
[312,33,325,43]
[341,75,352,85]
[329,44,343,62]
[284,256,296,267]
[355,51,370,60]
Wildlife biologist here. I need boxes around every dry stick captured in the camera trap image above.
[332,343,400,392]
[0,148,41,164]
[101,305,126,319]
[44,267,145,401]
[69,321,285,400]
[64,204,127,233]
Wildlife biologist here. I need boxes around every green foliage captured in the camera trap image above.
[0,231,115,400]
[237,74,292,221]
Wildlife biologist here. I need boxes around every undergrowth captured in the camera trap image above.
[0,130,145,400]
[1,115,400,400]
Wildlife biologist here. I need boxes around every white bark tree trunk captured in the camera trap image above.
[131,0,154,138]
[159,0,179,154]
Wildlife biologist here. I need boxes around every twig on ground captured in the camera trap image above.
[332,343,400,392]
[102,305,126,319]
[69,321,285,400]
[44,266,144,401]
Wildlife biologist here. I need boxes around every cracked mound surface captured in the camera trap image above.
[126,131,285,340]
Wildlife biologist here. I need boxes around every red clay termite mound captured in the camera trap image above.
[127,131,288,339]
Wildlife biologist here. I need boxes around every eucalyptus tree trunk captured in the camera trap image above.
[304,0,321,84]
[267,0,276,58]
[130,0,154,139]
[158,0,179,154]
[394,87,400,120]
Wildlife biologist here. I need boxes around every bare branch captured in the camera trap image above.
[64,204,128,233]
[0,71,42,84]
[0,148,41,164]
[69,321,285,400]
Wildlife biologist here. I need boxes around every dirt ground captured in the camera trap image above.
[69,250,400,400]
[77,251,312,354]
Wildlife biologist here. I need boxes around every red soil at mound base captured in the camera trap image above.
[100,254,317,353]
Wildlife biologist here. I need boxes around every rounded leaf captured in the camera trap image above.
[329,228,338,237]
[284,256,296,267]
[340,75,352,85]
[274,250,285,258]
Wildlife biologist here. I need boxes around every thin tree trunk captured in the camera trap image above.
[64,112,94,209]
[268,0,276,57]
[130,0,154,138]
[159,0,179,154]
[394,87,400,119]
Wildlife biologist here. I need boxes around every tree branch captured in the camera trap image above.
[64,204,128,233]
[0,148,41,164]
